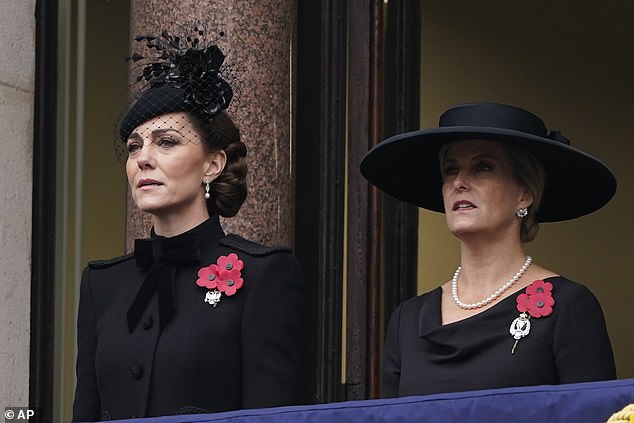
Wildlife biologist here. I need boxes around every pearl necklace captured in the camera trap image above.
[451,256,532,310]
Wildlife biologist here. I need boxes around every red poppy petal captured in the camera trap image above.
[531,293,554,308]
[227,253,244,271]
[200,256,244,296]
[527,307,542,318]
[517,280,556,319]
[196,264,221,289]
[219,268,241,280]
[234,259,244,271]
[516,293,529,304]
[526,280,542,295]
[197,278,217,290]
[516,293,531,312]
[528,279,554,295]
[230,277,243,291]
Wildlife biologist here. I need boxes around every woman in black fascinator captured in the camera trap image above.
[361,102,617,397]
[72,31,305,421]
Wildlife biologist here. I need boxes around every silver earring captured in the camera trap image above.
[515,208,528,218]
[204,180,211,200]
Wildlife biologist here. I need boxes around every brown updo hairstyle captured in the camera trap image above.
[188,110,248,218]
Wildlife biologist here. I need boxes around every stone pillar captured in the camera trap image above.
[0,0,35,407]
[126,0,296,249]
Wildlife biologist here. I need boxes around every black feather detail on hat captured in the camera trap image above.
[119,30,233,141]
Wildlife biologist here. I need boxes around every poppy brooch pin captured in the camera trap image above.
[196,253,244,307]
[509,280,555,354]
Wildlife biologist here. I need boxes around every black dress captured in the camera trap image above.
[72,217,305,421]
[382,276,616,397]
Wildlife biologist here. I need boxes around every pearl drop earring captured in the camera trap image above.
[204,180,211,200]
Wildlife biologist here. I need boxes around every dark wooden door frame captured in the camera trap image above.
[382,0,421,328]
[296,0,348,404]
[296,0,420,403]
[31,1,58,422]
[345,0,384,401]
[346,0,421,401]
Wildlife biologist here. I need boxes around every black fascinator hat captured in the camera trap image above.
[119,30,233,141]
[360,103,616,222]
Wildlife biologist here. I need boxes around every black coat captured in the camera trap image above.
[72,217,305,421]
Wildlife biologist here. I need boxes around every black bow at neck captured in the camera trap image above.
[126,229,202,333]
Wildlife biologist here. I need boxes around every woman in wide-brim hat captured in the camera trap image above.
[361,102,617,397]
[72,32,305,421]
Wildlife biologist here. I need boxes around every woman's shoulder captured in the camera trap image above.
[219,234,293,257]
[219,234,304,290]
[218,234,301,274]
[546,275,592,291]
[397,287,442,313]
[545,275,603,305]
[81,253,137,292]
[86,253,135,270]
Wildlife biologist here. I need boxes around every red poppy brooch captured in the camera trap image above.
[509,280,555,354]
[196,253,244,307]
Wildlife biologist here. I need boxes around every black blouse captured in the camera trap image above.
[382,276,616,397]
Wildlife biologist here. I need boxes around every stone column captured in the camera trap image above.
[126,0,296,249]
[0,0,35,408]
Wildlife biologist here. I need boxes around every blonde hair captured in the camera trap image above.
[502,143,545,243]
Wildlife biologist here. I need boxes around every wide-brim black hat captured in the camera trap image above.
[360,102,616,222]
